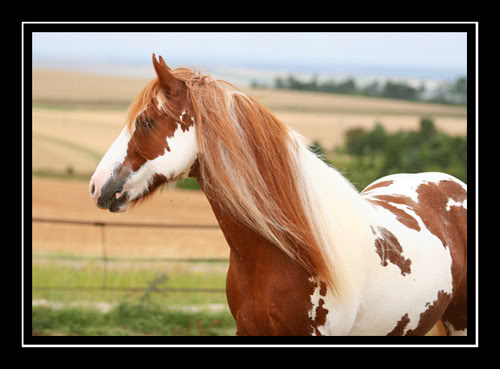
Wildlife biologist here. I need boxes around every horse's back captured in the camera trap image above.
[362,172,467,253]
[360,172,467,335]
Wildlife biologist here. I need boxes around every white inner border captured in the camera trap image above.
[24,21,478,348]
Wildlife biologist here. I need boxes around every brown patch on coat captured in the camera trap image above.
[387,314,410,336]
[406,290,452,336]
[319,281,327,297]
[309,280,329,336]
[414,180,467,333]
[368,197,421,231]
[415,180,467,249]
[363,180,394,193]
[373,227,412,276]
[312,299,328,336]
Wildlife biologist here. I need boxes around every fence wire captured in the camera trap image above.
[32,217,227,295]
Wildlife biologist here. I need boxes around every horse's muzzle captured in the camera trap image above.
[97,176,130,212]
[90,165,131,212]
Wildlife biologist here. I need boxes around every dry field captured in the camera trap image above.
[32,69,467,174]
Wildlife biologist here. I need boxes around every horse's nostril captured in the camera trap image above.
[91,182,96,196]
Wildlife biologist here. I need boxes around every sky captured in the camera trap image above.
[32,32,467,83]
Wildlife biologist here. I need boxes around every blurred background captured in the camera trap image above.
[31,31,467,336]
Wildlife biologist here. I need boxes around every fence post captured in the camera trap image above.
[32,217,227,296]
[95,222,108,290]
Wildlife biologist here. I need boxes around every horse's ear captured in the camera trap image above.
[152,53,183,95]
[158,55,169,70]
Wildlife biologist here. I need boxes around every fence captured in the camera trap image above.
[32,217,228,297]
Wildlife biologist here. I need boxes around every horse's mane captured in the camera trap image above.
[129,68,348,294]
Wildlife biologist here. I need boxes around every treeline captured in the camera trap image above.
[310,117,467,191]
[251,75,467,105]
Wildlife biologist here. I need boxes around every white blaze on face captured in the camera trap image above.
[89,126,131,199]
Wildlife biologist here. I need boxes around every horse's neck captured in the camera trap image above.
[190,159,276,260]
[204,184,274,260]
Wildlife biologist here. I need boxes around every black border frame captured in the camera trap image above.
[22,21,478,348]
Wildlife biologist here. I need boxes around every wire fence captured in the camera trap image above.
[32,217,228,296]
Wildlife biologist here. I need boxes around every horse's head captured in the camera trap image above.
[89,54,198,212]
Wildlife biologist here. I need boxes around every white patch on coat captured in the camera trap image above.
[446,197,467,211]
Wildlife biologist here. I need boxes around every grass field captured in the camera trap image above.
[32,259,229,306]
[32,303,236,336]
[30,68,464,336]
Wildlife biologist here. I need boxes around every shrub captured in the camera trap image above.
[340,117,467,191]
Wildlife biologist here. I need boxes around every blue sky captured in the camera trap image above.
[32,32,467,81]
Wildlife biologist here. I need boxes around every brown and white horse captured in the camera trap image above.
[89,55,467,336]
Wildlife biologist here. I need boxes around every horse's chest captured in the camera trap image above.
[225,248,328,336]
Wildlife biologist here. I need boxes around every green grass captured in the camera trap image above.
[32,259,234,335]
[32,260,228,306]
[175,177,201,190]
[32,302,236,336]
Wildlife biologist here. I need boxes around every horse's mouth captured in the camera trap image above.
[110,191,130,212]
[97,190,130,213]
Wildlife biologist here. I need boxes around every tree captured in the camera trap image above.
[362,81,380,97]
[337,78,357,94]
[420,117,437,139]
[274,76,285,89]
[338,117,467,191]
[451,76,467,105]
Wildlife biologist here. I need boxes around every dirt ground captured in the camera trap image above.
[32,178,229,259]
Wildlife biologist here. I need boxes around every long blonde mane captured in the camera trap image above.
[131,68,356,295]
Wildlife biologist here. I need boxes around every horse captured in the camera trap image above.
[89,54,467,336]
